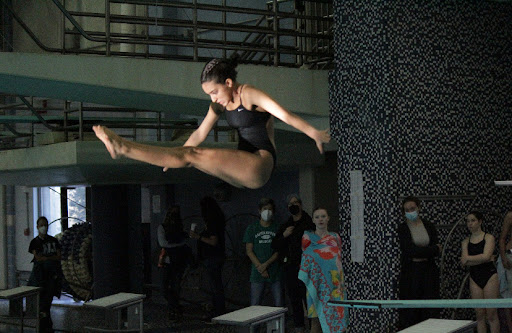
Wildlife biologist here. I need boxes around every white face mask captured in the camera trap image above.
[38,226,48,235]
[261,209,273,222]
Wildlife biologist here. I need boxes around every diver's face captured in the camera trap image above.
[202,79,234,107]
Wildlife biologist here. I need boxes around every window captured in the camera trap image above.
[33,186,87,237]
[67,187,87,227]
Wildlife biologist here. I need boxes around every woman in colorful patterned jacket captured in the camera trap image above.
[298,207,348,333]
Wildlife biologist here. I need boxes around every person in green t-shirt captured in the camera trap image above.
[243,197,283,306]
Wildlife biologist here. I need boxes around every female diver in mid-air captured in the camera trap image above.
[93,57,330,189]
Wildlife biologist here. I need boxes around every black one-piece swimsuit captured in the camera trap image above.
[468,235,497,289]
[223,87,277,166]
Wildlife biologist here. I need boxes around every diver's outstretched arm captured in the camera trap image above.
[242,85,330,153]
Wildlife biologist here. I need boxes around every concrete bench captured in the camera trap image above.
[83,292,145,333]
[398,318,477,333]
[0,286,41,332]
[212,305,287,333]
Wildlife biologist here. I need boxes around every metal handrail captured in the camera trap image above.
[0,94,249,152]
[0,0,62,53]
[1,0,333,68]
[0,94,200,148]
[50,0,105,43]
[19,96,67,131]
[2,124,31,138]
[111,0,332,21]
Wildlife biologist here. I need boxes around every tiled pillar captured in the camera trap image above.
[91,185,143,298]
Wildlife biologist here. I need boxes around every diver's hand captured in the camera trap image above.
[314,129,330,154]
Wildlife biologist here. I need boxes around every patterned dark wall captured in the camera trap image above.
[331,1,512,331]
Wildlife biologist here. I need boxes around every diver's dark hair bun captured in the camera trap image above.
[229,53,240,68]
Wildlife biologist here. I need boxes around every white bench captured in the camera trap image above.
[83,292,145,333]
[212,305,287,333]
[0,286,41,332]
[398,319,477,333]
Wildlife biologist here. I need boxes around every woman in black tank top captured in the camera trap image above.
[93,57,330,189]
[461,211,500,333]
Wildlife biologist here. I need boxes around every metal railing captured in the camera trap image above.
[0,1,333,149]
[1,0,333,68]
[0,94,199,150]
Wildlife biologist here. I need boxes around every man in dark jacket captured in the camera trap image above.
[271,194,314,332]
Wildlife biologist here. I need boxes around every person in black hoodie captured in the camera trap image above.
[157,205,190,323]
[271,194,315,333]
[190,196,226,320]
[397,196,441,329]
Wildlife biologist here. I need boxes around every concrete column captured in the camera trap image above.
[6,185,16,288]
[299,166,315,215]
[120,4,136,53]
[0,185,7,289]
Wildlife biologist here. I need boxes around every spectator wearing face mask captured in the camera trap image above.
[243,198,283,306]
[398,196,441,329]
[28,216,62,333]
[271,194,315,333]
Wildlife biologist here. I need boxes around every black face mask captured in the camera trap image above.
[289,204,300,215]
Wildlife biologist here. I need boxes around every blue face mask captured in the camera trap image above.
[405,210,419,221]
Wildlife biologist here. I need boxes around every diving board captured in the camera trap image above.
[398,319,476,333]
[495,181,512,186]
[212,306,287,333]
[328,298,512,309]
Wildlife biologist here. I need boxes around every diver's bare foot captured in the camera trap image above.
[92,125,127,159]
